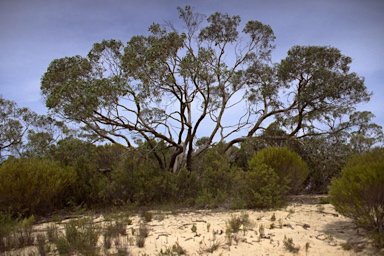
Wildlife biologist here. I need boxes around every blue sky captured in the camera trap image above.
[1,0,383,129]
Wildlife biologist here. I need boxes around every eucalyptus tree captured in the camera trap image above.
[0,96,28,159]
[0,95,66,160]
[41,6,373,172]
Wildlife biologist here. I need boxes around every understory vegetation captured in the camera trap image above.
[1,139,383,251]
[1,5,384,254]
[0,141,311,216]
[329,148,384,248]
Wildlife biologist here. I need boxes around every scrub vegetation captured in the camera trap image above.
[0,5,383,254]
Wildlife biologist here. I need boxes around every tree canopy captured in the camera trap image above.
[41,6,376,172]
[0,95,66,160]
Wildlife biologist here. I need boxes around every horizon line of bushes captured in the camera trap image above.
[0,140,313,217]
[1,138,383,248]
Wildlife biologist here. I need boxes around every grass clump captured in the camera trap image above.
[103,219,127,250]
[54,217,101,255]
[259,224,265,238]
[191,224,197,233]
[158,242,188,255]
[46,223,58,243]
[270,213,276,221]
[199,239,223,254]
[141,210,153,222]
[226,212,251,234]
[36,233,47,256]
[136,223,149,248]
[224,212,252,245]
[0,215,35,252]
[283,236,300,253]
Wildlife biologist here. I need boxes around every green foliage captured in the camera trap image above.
[0,96,66,160]
[142,211,153,222]
[349,111,384,153]
[329,148,384,248]
[0,215,35,253]
[40,6,372,173]
[300,135,353,193]
[54,218,101,255]
[47,138,97,166]
[0,158,77,216]
[0,211,15,240]
[104,220,127,237]
[70,156,110,208]
[226,212,250,234]
[231,164,288,209]
[234,125,303,170]
[48,139,127,208]
[249,146,309,194]
[193,145,234,208]
[109,154,164,205]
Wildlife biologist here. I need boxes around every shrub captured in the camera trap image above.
[226,212,251,234]
[159,242,188,255]
[70,156,110,208]
[105,152,166,206]
[283,236,300,253]
[0,215,35,253]
[136,223,149,248]
[54,218,101,255]
[249,146,309,194]
[0,158,77,216]
[160,168,198,206]
[329,148,384,248]
[0,211,15,242]
[193,144,234,208]
[231,164,288,209]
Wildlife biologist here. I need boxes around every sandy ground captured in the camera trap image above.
[10,196,383,256]
[125,202,377,255]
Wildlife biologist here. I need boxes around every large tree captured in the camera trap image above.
[41,6,373,172]
[0,95,66,160]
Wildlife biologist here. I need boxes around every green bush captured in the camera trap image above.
[70,156,110,208]
[106,154,165,205]
[161,168,198,206]
[231,164,288,209]
[249,146,309,194]
[192,144,235,208]
[54,218,101,255]
[0,215,35,253]
[195,166,232,208]
[0,158,77,216]
[329,148,384,248]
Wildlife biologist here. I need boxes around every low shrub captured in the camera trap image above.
[0,158,77,216]
[249,146,309,194]
[226,212,251,234]
[329,148,384,248]
[283,236,300,253]
[231,164,288,209]
[0,215,35,253]
[55,218,101,255]
[136,223,149,248]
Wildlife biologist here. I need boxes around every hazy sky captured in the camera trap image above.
[1,0,383,128]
